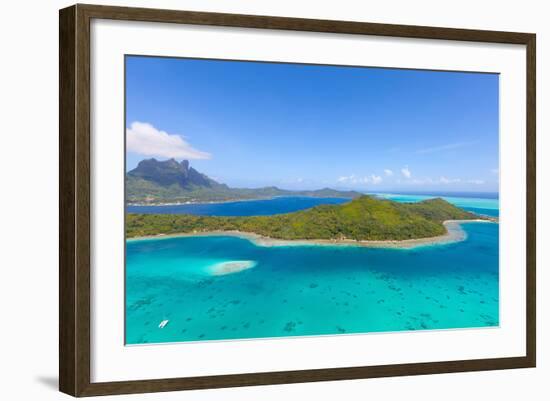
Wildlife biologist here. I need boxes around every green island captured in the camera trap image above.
[127,196,488,241]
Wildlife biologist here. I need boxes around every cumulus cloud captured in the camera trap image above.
[337,175,367,184]
[384,169,393,176]
[439,176,461,184]
[337,175,356,183]
[370,174,383,184]
[406,178,433,185]
[337,174,382,185]
[401,166,411,178]
[399,175,484,186]
[126,121,211,160]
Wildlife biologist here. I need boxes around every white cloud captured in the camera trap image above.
[337,174,381,185]
[384,169,393,176]
[398,175,484,186]
[439,176,461,184]
[491,168,499,174]
[337,175,356,183]
[370,174,383,184]
[337,168,483,188]
[126,121,211,160]
[406,177,435,185]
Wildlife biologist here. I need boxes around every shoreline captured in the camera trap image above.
[127,196,276,207]
[127,192,499,207]
[127,195,352,207]
[127,219,495,249]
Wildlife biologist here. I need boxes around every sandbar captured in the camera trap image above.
[210,260,257,275]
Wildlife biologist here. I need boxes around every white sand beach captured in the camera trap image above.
[129,219,496,250]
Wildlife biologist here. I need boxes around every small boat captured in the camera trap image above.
[158,319,169,329]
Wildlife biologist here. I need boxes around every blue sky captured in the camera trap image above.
[126,56,499,193]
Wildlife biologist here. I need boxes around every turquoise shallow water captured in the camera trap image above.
[372,193,499,217]
[126,222,499,344]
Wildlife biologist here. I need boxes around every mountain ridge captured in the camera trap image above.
[126,158,363,204]
[128,158,227,189]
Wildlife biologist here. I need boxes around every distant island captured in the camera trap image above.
[127,195,492,245]
[126,158,362,204]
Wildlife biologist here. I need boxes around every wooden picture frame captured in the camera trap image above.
[59,3,536,397]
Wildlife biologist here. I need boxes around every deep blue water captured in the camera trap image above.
[127,193,499,217]
[126,193,499,344]
[127,196,349,216]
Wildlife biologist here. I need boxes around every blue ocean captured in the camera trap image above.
[126,193,499,344]
[127,196,349,216]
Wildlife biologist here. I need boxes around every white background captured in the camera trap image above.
[91,19,526,382]
[0,0,547,400]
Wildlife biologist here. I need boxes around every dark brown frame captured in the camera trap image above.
[59,3,536,397]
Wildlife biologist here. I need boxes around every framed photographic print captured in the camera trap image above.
[59,4,536,397]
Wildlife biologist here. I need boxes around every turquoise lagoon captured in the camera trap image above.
[372,192,499,218]
[126,194,499,344]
